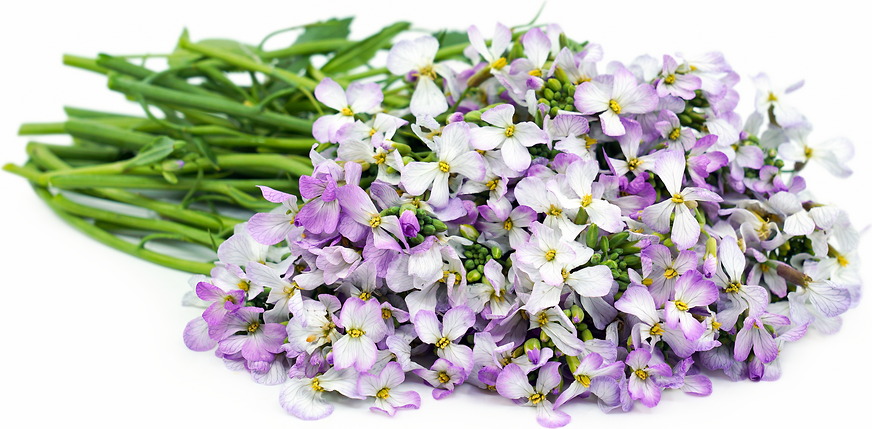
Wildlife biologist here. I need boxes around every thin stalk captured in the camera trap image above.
[96,54,225,100]
[260,39,353,60]
[203,135,315,151]
[63,54,109,74]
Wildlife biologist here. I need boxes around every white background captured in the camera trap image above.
[1,1,869,427]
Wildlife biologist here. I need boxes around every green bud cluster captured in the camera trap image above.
[380,204,447,246]
[536,78,577,118]
[528,143,561,160]
[462,242,501,281]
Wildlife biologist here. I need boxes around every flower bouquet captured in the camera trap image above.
[5,14,861,428]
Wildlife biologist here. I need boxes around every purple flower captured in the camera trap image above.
[664,270,719,340]
[248,186,302,245]
[399,210,420,238]
[469,104,548,172]
[357,361,421,416]
[279,367,361,420]
[656,55,702,100]
[216,307,286,367]
[733,315,780,363]
[573,67,658,136]
[554,353,624,409]
[387,36,449,117]
[626,349,671,408]
[195,280,245,326]
[335,184,406,251]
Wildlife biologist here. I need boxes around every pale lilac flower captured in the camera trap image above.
[216,307,286,368]
[248,186,301,245]
[414,306,475,373]
[511,27,553,82]
[554,47,598,85]
[528,306,585,356]
[286,300,342,355]
[733,315,781,363]
[467,259,515,318]
[183,316,216,352]
[335,184,406,251]
[778,123,854,178]
[550,114,595,159]
[470,104,548,172]
[467,23,512,71]
[554,352,624,409]
[641,150,723,249]
[337,138,405,185]
[573,67,658,136]
[314,246,362,285]
[515,223,577,286]
[279,367,361,420]
[656,55,702,99]
[357,361,421,416]
[247,262,304,323]
[413,358,467,399]
[402,122,486,208]
[195,280,245,326]
[496,363,571,428]
[767,191,838,237]
[664,270,719,340]
[712,236,770,330]
[313,77,383,143]
[614,287,696,358]
[333,297,387,372]
[548,158,623,233]
[477,198,537,248]
[608,118,659,177]
[217,222,271,265]
[787,261,852,324]
[626,349,671,408]
[654,110,696,151]
[752,73,803,128]
[387,35,450,117]
[641,244,698,307]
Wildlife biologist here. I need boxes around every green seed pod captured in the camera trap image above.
[566,85,575,97]
[610,231,629,247]
[565,96,574,105]
[774,159,785,168]
[553,91,563,100]
[408,234,424,246]
[466,270,482,283]
[619,261,628,269]
[553,66,571,85]
[421,225,436,235]
[624,255,642,267]
[613,248,624,256]
[590,253,602,264]
[563,309,572,318]
[491,246,502,259]
[586,224,600,248]
[477,264,485,273]
[609,252,619,260]
[464,250,474,258]
[538,98,549,105]
[581,329,594,342]
[547,78,562,92]
[539,330,550,343]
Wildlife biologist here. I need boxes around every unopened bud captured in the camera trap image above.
[459,224,480,241]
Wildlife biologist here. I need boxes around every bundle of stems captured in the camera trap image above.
[4,18,472,274]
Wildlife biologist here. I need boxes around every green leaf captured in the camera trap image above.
[126,136,176,168]
[433,30,468,48]
[294,17,353,45]
[170,28,264,68]
[320,22,410,75]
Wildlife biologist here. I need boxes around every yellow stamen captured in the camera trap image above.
[529,393,545,404]
[575,374,591,388]
[547,205,562,217]
[503,218,514,230]
[376,388,391,399]
[668,128,681,141]
[435,337,450,349]
[247,322,260,333]
[664,75,676,85]
[369,215,382,228]
[537,312,549,325]
[486,178,500,191]
[438,161,451,172]
[760,263,770,273]
[609,100,621,114]
[348,328,365,338]
[528,69,542,77]
[767,92,778,102]
[649,323,664,336]
[373,152,387,164]
[581,194,593,208]
[584,136,597,150]
[627,158,643,171]
[837,255,849,267]
[311,378,324,392]
[545,250,557,261]
[505,125,516,137]
[711,318,722,331]
[726,282,741,293]
[561,269,570,282]
[382,308,392,319]
[359,291,371,301]
[491,57,507,70]
[664,268,678,279]
[437,372,451,384]
[642,278,653,286]
[674,300,689,312]
[634,369,649,380]
[804,146,813,159]
[369,128,377,137]
[341,107,354,116]
[671,193,684,204]
[417,65,437,80]
[237,281,250,292]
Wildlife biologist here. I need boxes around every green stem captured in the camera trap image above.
[108,75,314,134]
[63,54,109,74]
[32,185,215,274]
[260,39,354,60]
[27,142,120,162]
[96,54,224,100]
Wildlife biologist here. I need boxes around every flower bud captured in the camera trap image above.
[491,246,502,259]
[586,224,600,248]
[547,78,562,92]
[464,110,482,122]
[459,224,480,241]
[391,142,412,156]
[581,329,593,341]
[570,305,584,324]
[467,269,482,283]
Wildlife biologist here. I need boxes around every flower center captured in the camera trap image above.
[369,215,382,228]
[664,74,676,84]
[664,268,678,279]
[528,69,542,77]
[437,372,451,384]
[417,65,437,80]
[505,124,516,137]
[671,193,684,204]
[311,378,324,392]
[376,387,391,399]
[711,318,722,331]
[283,285,296,296]
[247,322,260,333]
[760,264,770,273]
[581,194,593,208]
[382,308,392,319]
[767,92,778,102]
[373,152,387,164]
[237,280,250,292]
[348,328,365,338]
[837,255,849,267]
[726,282,741,293]
[359,291,371,301]
[649,323,664,336]
[547,205,562,217]
[609,99,622,114]
[435,337,450,349]
[642,278,653,286]
[584,136,597,150]
[627,158,643,170]
[674,300,689,312]
[561,268,570,282]
[537,312,549,325]
[668,127,681,141]
[491,57,507,70]
[529,393,545,404]
[804,146,813,159]
[486,178,500,191]
[438,161,451,172]
[575,374,591,388]
[634,369,649,380]
[545,250,557,261]
[503,218,513,230]
[341,107,354,116]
